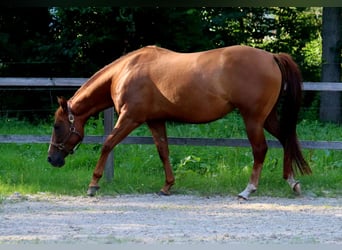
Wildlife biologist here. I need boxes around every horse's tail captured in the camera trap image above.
[273,53,312,176]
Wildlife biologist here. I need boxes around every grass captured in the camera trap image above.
[0,113,341,198]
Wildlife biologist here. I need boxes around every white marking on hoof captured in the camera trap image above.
[287,177,301,195]
[238,183,257,200]
[293,182,301,195]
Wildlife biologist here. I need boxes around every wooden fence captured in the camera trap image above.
[1,78,342,181]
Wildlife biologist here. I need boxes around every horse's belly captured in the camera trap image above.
[164,100,234,123]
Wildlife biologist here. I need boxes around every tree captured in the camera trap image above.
[47,7,213,76]
[131,8,213,51]
[201,7,276,48]
[0,7,54,76]
[320,7,341,123]
[0,7,330,121]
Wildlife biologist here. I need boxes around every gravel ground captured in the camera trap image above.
[0,193,341,244]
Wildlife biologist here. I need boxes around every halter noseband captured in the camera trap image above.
[49,103,83,154]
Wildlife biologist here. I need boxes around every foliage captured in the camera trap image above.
[0,8,60,76]
[0,7,340,198]
[1,7,322,77]
[40,7,215,76]
[249,7,322,81]
[199,7,323,81]
[49,7,128,76]
[0,7,327,121]
[201,7,276,47]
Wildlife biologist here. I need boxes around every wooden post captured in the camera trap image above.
[320,7,342,123]
[104,108,114,182]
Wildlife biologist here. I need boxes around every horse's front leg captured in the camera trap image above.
[87,142,112,196]
[87,115,141,196]
[147,120,175,195]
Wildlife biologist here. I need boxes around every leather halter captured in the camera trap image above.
[49,103,83,154]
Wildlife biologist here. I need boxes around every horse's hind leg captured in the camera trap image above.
[87,114,141,196]
[238,118,268,200]
[264,109,301,194]
[147,120,175,195]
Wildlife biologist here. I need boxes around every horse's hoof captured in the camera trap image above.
[87,186,100,196]
[158,190,171,196]
[237,194,248,201]
[237,184,256,201]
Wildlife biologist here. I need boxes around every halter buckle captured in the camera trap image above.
[68,114,75,124]
[57,143,65,151]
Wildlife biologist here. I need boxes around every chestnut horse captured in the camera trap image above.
[47,45,311,199]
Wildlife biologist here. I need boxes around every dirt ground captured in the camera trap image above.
[0,193,341,244]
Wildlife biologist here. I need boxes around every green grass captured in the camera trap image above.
[0,113,341,198]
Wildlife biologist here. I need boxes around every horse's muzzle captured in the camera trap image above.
[47,154,65,167]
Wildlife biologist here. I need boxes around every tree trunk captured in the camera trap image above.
[320,7,341,123]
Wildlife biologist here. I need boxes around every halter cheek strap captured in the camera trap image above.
[49,102,83,154]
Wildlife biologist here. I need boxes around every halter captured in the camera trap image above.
[49,103,83,154]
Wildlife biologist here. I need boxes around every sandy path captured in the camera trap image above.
[0,193,341,244]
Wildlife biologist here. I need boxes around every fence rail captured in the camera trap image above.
[1,134,342,150]
[1,78,342,181]
[1,77,342,91]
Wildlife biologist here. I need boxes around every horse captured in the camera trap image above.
[47,45,311,199]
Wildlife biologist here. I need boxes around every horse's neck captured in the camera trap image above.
[69,74,113,123]
[69,49,142,123]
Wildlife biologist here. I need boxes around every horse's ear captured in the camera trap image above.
[57,96,68,113]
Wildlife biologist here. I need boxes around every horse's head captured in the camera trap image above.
[47,97,84,167]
